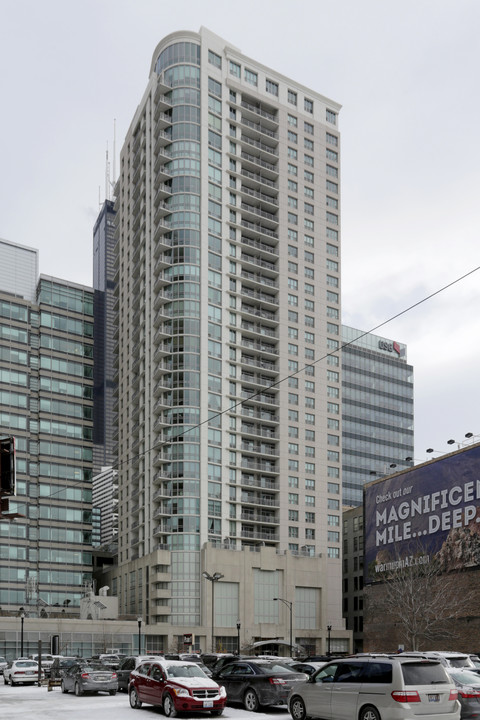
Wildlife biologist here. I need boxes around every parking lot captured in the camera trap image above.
[0,681,290,720]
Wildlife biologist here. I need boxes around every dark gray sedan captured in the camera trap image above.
[50,656,78,680]
[212,659,307,711]
[61,662,118,696]
[448,668,480,718]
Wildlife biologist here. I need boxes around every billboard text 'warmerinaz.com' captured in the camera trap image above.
[363,443,480,583]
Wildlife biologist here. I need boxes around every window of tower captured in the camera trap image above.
[155,42,200,74]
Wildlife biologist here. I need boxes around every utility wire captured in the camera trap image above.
[115,263,480,471]
[30,262,480,502]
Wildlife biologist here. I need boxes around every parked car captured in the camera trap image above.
[212,658,308,711]
[128,658,226,716]
[287,655,460,720]
[211,654,254,674]
[91,653,121,669]
[116,655,164,692]
[288,661,328,676]
[4,659,43,685]
[401,651,476,670]
[447,668,480,719]
[60,661,117,695]
[50,656,78,680]
[468,655,480,671]
[29,653,55,676]
[0,656,7,675]
[202,653,236,671]
[178,654,213,677]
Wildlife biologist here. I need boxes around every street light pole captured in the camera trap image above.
[20,611,25,657]
[273,597,293,656]
[327,624,332,656]
[203,571,224,653]
[236,620,241,655]
[137,617,142,654]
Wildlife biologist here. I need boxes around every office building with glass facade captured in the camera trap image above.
[341,326,414,506]
[0,240,94,615]
[93,199,117,474]
[0,238,38,303]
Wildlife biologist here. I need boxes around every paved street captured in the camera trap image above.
[0,682,291,720]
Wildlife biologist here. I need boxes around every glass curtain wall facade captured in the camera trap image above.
[113,28,343,630]
[341,326,414,506]
[93,199,117,474]
[0,269,94,613]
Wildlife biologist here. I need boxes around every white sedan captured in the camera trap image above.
[4,659,42,685]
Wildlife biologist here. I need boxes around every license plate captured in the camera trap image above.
[428,694,440,702]
[203,701,213,708]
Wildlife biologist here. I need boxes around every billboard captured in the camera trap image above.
[364,443,480,583]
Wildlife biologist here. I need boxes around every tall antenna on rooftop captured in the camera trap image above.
[112,118,116,191]
[102,120,117,205]
[105,143,111,201]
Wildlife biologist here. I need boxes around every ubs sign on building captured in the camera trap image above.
[364,443,480,584]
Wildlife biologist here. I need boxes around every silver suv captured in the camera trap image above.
[288,655,460,720]
[400,651,476,670]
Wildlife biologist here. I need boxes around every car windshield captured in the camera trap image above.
[16,661,37,668]
[449,670,480,685]
[60,659,76,667]
[80,664,109,672]
[166,664,206,678]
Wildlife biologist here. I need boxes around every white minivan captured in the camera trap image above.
[288,655,461,720]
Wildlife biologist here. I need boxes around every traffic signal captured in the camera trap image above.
[0,436,15,495]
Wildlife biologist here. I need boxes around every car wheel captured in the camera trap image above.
[75,682,84,696]
[244,688,260,712]
[359,706,381,720]
[10,677,15,686]
[163,693,178,717]
[109,689,117,696]
[290,695,307,720]
[61,680,68,693]
[3,675,7,685]
[129,687,142,709]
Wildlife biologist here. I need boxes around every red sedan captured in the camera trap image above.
[129,659,226,716]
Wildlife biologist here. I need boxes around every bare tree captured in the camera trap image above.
[371,553,476,651]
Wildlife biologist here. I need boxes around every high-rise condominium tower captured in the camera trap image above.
[111,27,346,654]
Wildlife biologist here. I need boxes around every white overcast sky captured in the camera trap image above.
[1,0,479,460]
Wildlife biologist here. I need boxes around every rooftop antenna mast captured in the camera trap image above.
[105,143,111,201]
[112,118,116,194]
[102,119,117,205]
